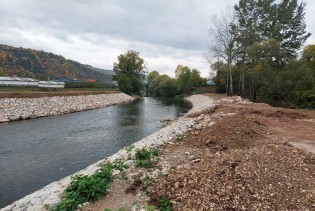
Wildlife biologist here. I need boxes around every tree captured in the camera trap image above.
[159,77,177,97]
[208,7,236,96]
[0,68,7,76]
[191,68,206,88]
[176,69,192,94]
[232,0,311,98]
[113,50,147,94]
[117,73,133,94]
[174,65,191,78]
[147,71,159,87]
[211,60,228,93]
[303,45,315,65]
[146,73,177,97]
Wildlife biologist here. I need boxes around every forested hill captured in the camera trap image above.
[0,44,114,82]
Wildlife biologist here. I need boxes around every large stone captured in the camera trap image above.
[0,116,9,123]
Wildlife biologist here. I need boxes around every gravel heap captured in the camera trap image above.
[217,96,252,104]
[0,93,134,123]
[151,144,315,210]
[185,95,216,116]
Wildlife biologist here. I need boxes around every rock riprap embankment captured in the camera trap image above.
[0,93,134,123]
[1,94,216,211]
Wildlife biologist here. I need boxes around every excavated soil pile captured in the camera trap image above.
[188,114,266,151]
[151,145,315,210]
[150,112,315,210]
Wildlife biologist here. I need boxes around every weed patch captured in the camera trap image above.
[50,160,126,211]
[134,148,160,168]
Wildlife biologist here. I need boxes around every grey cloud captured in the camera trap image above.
[0,0,237,51]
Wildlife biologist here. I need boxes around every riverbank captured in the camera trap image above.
[0,93,134,123]
[3,94,315,210]
[1,94,212,211]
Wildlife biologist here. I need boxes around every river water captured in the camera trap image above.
[0,97,191,208]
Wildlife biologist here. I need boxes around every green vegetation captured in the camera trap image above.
[0,44,113,82]
[146,65,207,97]
[104,208,125,211]
[145,205,156,211]
[124,145,134,153]
[113,50,146,94]
[146,199,173,211]
[209,0,314,109]
[133,147,160,168]
[50,160,127,211]
[159,199,173,211]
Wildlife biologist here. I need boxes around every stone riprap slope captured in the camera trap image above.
[0,93,134,123]
[185,95,216,116]
[1,94,216,211]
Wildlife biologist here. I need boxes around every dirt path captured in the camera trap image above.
[82,94,315,210]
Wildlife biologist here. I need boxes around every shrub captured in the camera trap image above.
[134,148,160,169]
[50,160,126,211]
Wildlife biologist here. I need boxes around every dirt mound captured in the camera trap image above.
[150,144,315,210]
[185,114,267,152]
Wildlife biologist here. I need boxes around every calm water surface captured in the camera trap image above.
[0,97,191,208]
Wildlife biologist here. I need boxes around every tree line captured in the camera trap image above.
[209,0,314,109]
[113,50,207,97]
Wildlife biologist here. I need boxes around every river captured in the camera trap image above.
[0,97,191,208]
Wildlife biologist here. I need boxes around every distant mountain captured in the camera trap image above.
[0,44,115,82]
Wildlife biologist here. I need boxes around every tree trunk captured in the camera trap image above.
[226,68,229,96]
[229,69,233,96]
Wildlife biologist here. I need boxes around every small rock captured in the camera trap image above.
[189,155,196,160]
[184,151,190,156]
[174,182,179,190]
[0,116,9,123]
[192,159,201,163]
[123,160,134,167]
[112,169,120,176]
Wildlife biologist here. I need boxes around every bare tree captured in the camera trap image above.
[208,7,236,96]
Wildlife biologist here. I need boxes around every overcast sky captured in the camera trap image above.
[0,0,314,77]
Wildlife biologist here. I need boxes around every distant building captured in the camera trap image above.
[0,77,39,87]
[38,81,65,88]
[0,77,65,88]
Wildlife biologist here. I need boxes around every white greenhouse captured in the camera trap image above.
[0,77,65,88]
[0,77,39,87]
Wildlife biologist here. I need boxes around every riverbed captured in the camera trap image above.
[0,97,191,208]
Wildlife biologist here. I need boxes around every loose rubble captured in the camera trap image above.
[0,93,134,123]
